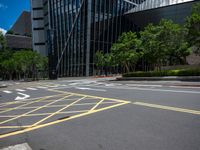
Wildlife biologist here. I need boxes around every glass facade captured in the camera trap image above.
[47,0,139,77]
[43,0,197,77]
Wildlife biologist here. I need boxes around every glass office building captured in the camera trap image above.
[31,0,198,77]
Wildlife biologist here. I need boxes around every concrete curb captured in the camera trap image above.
[117,76,200,81]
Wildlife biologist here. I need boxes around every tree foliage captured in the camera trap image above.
[141,19,191,70]
[0,49,48,80]
[95,18,193,74]
[109,32,143,72]
[185,2,200,54]
[6,30,14,35]
[0,31,6,50]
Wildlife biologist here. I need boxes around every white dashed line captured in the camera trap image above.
[126,84,163,87]
[169,86,200,89]
[26,88,38,90]
[3,90,12,94]
[37,86,48,89]
[16,89,26,92]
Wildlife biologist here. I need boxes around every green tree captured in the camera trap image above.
[1,58,16,80]
[140,23,164,70]
[12,50,48,80]
[6,30,14,35]
[158,19,191,65]
[110,31,142,73]
[141,19,191,70]
[0,31,6,50]
[185,2,200,54]
[95,51,105,75]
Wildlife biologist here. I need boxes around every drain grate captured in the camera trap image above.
[57,116,70,120]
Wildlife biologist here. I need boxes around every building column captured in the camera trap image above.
[86,0,92,76]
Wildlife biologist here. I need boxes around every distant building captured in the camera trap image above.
[6,11,32,50]
[30,0,46,56]
[6,35,32,50]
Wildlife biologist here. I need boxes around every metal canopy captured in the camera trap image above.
[123,0,138,6]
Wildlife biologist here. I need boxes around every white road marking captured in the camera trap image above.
[60,84,67,87]
[169,86,200,89]
[105,84,115,86]
[1,143,32,150]
[69,83,79,86]
[37,86,47,89]
[126,84,162,87]
[16,89,26,92]
[130,87,200,94]
[77,84,200,94]
[15,92,30,100]
[75,87,106,92]
[3,90,12,94]
[26,88,37,90]
[48,85,59,88]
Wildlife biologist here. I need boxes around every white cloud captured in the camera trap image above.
[0,3,8,10]
[0,27,7,35]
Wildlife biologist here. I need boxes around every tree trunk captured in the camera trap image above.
[125,63,130,73]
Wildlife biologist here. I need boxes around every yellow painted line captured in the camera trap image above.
[0,101,129,139]
[48,89,130,103]
[0,94,72,125]
[32,96,87,126]
[0,97,77,111]
[0,101,118,111]
[0,93,66,106]
[0,96,50,114]
[0,125,31,129]
[133,102,200,115]
[0,101,26,108]
[89,99,105,112]
[0,110,89,118]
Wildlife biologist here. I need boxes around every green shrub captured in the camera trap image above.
[123,69,200,77]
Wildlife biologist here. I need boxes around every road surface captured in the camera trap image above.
[0,78,200,150]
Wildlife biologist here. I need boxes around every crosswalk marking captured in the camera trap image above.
[3,91,12,94]
[16,89,26,92]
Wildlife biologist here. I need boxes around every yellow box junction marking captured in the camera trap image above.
[0,91,130,139]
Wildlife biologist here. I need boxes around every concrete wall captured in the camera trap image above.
[30,0,47,56]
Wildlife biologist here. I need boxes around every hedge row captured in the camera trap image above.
[123,69,200,77]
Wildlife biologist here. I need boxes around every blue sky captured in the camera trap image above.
[0,0,30,33]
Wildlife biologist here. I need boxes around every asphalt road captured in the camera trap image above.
[0,78,200,150]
